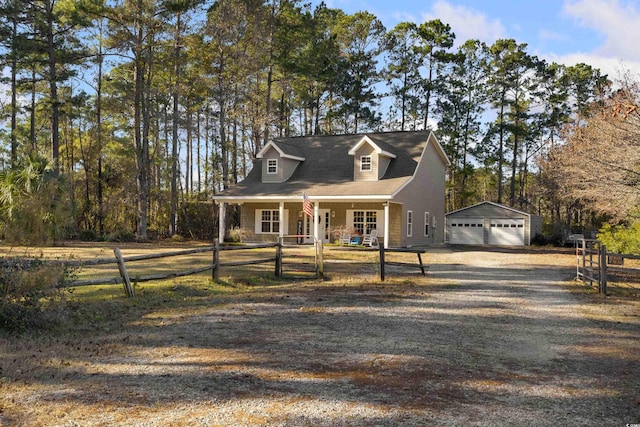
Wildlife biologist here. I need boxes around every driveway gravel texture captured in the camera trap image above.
[1,246,639,426]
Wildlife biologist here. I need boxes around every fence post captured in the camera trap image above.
[600,244,607,295]
[212,241,220,282]
[316,240,324,280]
[417,252,425,275]
[114,248,135,298]
[575,241,580,281]
[275,240,282,277]
[379,245,385,281]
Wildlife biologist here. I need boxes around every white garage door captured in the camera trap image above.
[489,218,525,245]
[449,218,484,244]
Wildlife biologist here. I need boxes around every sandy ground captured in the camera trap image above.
[1,246,639,426]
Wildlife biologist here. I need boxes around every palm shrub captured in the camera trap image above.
[0,153,74,245]
[0,257,70,332]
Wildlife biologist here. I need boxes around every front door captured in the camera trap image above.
[304,209,331,243]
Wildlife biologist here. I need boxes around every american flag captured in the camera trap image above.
[302,193,313,217]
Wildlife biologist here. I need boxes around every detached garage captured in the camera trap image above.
[446,202,542,246]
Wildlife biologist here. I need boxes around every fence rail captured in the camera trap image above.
[379,246,426,281]
[575,239,640,294]
[45,241,431,297]
[57,243,281,297]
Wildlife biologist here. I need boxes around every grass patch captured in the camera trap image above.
[59,273,288,336]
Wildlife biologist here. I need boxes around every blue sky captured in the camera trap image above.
[316,0,640,80]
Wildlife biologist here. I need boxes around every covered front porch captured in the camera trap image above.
[216,197,402,248]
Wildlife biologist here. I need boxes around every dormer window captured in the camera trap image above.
[360,155,372,172]
[267,159,278,174]
[349,135,397,181]
[257,141,305,183]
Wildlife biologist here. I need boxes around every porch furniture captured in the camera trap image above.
[362,229,378,247]
[340,232,351,245]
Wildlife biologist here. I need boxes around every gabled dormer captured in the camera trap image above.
[256,140,305,183]
[348,135,397,181]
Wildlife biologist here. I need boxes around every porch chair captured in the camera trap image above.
[362,229,378,247]
[339,231,351,245]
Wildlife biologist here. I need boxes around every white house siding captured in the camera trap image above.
[394,136,447,247]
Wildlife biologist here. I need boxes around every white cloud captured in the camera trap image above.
[421,0,506,46]
[547,51,640,82]
[563,0,640,62]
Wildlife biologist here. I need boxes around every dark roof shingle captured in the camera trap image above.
[215,131,433,199]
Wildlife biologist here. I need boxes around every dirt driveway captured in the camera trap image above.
[1,246,639,426]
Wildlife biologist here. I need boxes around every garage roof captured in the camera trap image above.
[446,201,532,218]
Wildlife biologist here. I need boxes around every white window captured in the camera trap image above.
[407,210,413,237]
[360,155,372,171]
[254,209,286,234]
[424,212,430,237]
[347,210,383,236]
[353,210,365,234]
[267,159,278,174]
[255,209,289,235]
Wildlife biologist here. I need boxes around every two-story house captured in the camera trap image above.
[212,131,450,248]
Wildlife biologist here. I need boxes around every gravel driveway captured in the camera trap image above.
[1,246,639,426]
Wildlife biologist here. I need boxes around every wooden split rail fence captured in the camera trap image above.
[575,239,640,294]
[53,242,428,298]
[378,246,426,281]
[58,243,281,298]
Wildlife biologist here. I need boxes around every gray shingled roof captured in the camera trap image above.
[214,131,434,200]
[270,139,306,160]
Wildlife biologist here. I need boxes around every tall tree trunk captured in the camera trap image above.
[10,18,18,168]
[219,94,229,189]
[232,116,238,184]
[497,92,505,204]
[204,103,210,197]
[133,0,148,239]
[423,57,433,130]
[45,0,60,175]
[187,109,193,194]
[96,21,105,238]
[401,70,407,131]
[169,12,182,235]
[30,68,36,150]
[263,0,276,146]
[196,108,202,194]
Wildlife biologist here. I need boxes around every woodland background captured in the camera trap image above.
[0,0,638,248]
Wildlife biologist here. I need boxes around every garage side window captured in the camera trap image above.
[407,210,413,237]
[424,212,430,237]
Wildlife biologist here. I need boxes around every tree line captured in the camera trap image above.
[0,0,622,243]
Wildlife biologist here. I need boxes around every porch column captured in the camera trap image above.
[278,201,285,241]
[218,202,226,244]
[313,202,319,242]
[384,203,390,249]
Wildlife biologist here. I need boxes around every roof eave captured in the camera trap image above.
[212,194,395,203]
[256,141,306,161]
[348,135,397,158]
